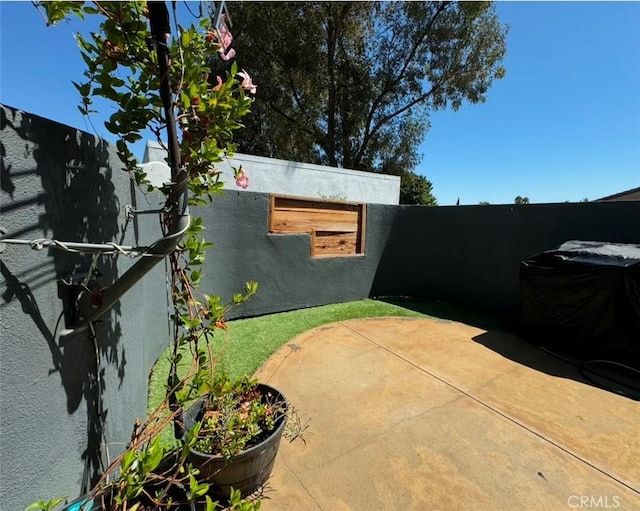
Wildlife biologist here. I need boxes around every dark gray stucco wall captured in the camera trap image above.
[0,106,171,509]
[194,193,397,319]
[197,196,639,322]
[370,202,640,318]
[193,191,640,323]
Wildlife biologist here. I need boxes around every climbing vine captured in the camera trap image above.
[33,2,262,508]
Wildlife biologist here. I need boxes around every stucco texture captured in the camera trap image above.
[1,106,171,508]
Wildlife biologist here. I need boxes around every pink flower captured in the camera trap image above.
[219,47,236,61]
[213,75,224,91]
[215,17,235,61]
[237,70,257,94]
[235,169,249,189]
[217,19,233,49]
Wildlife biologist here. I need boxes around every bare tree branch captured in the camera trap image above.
[353,2,452,166]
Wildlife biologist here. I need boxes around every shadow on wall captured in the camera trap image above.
[369,205,531,319]
[0,106,127,490]
[370,202,640,323]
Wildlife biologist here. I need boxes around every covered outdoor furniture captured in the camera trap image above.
[519,240,640,370]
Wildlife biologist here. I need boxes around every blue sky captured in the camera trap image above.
[419,2,640,205]
[1,1,639,205]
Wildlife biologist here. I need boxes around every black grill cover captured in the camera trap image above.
[520,240,640,369]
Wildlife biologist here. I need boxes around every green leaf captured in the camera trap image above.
[120,448,137,473]
[180,92,191,110]
[124,133,142,143]
[188,474,210,498]
[71,81,91,97]
[79,51,95,71]
[205,496,219,511]
[246,281,259,295]
[75,32,97,53]
[141,442,164,474]
[24,497,66,511]
[181,30,192,47]
[103,56,116,73]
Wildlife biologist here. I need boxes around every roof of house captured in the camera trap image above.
[596,186,640,201]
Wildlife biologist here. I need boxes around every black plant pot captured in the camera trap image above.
[183,383,287,500]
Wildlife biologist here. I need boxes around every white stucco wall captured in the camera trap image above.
[143,141,400,205]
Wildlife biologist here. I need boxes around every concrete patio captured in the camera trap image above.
[255,317,640,511]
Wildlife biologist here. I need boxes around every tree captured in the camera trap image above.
[514,196,530,204]
[398,171,438,205]
[222,1,508,201]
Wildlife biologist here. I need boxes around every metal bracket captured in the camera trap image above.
[0,226,6,253]
[205,0,232,29]
[125,205,135,222]
[125,204,166,218]
[58,270,103,330]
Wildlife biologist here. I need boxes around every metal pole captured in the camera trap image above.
[66,1,189,332]
[148,1,189,232]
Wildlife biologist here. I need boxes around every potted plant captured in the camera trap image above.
[183,377,288,500]
[28,2,293,510]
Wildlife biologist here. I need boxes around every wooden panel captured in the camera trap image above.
[357,205,366,253]
[268,194,277,232]
[271,208,359,233]
[312,231,358,256]
[270,194,366,257]
[275,197,360,212]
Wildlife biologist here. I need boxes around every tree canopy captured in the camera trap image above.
[222,1,508,204]
[399,171,438,206]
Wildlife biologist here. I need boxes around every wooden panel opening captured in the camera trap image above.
[269,194,366,257]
